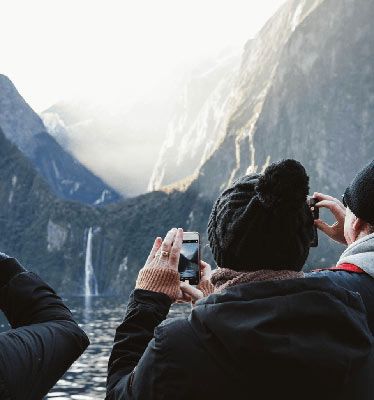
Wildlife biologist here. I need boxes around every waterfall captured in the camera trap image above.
[84,227,99,296]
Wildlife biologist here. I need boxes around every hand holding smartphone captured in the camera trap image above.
[307,196,319,247]
[178,231,200,285]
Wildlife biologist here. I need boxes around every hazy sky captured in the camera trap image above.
[1,0,286,112]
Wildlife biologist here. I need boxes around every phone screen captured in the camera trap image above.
[179,238,200,284]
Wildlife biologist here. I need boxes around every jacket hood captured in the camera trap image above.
[337,233,374,277]
[189,276,372,390]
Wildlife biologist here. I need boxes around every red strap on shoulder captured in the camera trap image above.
[329,263,365,273]
[312,263,365,273]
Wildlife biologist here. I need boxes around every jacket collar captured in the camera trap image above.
[337,233,374,278]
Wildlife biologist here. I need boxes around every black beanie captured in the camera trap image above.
[344,160,374,225]
[207,159,314,271]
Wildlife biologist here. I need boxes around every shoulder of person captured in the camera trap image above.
[157,316,190,334]
[155,316,195,347]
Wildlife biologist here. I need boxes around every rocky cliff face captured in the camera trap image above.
[0,75,121,205]
[252,0,374,193]
[195,0,324,201]
[148,53,240,191]
[0,0,372,295]
[162,0,373,269]
[193,0,373,266]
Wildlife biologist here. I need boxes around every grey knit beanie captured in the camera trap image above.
[207,159,314,271]
[344,160,374,224]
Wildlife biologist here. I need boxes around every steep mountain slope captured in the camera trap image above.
[252,0,374,192]
[195,0,324,201]
[0,125,92,290]
[148,53,240,191]
[0,75,121,205]
[194,0,373,266]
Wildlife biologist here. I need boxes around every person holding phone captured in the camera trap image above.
[106,159,372,400]
[308,159,374,333]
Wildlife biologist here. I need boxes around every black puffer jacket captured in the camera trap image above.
[0,255,90,400]
[308,233,374,334]
[308,270,374,334]
[107,276,373,400]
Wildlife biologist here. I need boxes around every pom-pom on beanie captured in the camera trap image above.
[207,159,314,271]
[344,160,374,224]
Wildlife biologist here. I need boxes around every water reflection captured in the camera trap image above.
[44,296,190,399]
[83,295,93,324]
[0,295,190,399]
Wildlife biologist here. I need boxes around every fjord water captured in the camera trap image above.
[0,295,190,399]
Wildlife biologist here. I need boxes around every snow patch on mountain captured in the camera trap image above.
[41,111,70,148]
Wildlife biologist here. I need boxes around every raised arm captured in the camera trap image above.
[106,288,172,399]
[0,255,89,400]
[106,229,215,399]
[106,229,184,399]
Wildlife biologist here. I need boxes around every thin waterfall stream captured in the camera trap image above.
[84,227,99,296]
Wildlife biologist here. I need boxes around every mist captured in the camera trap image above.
[2,0,286,196]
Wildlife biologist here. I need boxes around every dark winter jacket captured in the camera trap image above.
[309,233,374,334]
[309,269,374,334]
[106,276,372,400]
[0,255,90,400]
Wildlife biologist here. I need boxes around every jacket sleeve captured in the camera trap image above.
[0,256,90,400]
[106,289,172,399]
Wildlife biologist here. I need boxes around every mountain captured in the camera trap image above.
[41,85,179,196]
[251,0,374,193]
[41,50,240,196]
[193,0,373,264]
[0,125,203,294]
[0,125,88,290]
[147,53,240,191]
[225,0,373,192]
[0,0,373,296]
[99,0,374,276]
[0,75,121,205]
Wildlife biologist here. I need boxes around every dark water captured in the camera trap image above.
[0,295,190,400]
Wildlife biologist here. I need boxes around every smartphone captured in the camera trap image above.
[307,196,319,247]
[178,231,200,285]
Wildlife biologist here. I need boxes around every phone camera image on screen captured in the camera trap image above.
[178,239,199,284]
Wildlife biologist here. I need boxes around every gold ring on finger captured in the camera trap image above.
[161,250,169,257]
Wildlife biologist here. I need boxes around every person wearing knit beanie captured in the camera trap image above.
[313,159,374,246]
[107,159,373,400]
[208,159,315,271]
[343,160,374,225]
